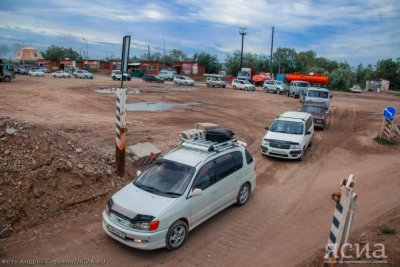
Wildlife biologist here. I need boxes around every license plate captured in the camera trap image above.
[108,225,126,239]
[271,149,285,155]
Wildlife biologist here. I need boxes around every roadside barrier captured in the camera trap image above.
[324,175,357,266]
[115,88,127,177]
[379,118,393,141]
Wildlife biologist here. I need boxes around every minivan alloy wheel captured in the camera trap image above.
[237,183,250,206]
[166,220,188,251]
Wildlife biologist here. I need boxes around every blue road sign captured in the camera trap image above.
[383,106,397,120]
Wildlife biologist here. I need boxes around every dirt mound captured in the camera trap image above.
[0,118,122,238]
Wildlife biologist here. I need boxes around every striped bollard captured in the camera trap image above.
[115,88,127,178]
[324,175,357,266]
[380,118,393,141]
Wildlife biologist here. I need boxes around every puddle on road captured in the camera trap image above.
[95,88,140,94]
[126,102,197,111]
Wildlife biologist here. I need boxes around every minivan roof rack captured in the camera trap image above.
[277,114,307,122]
[181,136,238,153]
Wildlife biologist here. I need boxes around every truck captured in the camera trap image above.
[237,67,254,81]
[276,72,329,85]
[0,60,15,82]
[252,72,272,86]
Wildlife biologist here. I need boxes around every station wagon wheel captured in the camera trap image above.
[276,89,280,94]
[299,148,305,161]
[236,183,250,206]
[166,220,188,251]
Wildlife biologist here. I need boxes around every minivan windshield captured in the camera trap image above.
[133,159,195,197]
[270,120,304,135]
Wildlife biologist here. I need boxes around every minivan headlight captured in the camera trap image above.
[290,144,301,150]
[262,140,269,146]
[131,215,159,231]
[132,221,160,231]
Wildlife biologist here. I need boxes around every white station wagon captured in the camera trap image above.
[103,135,256,250]
[260,111,314,160]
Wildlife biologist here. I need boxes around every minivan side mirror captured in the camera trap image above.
[136,170,142,177]
[189,188,202,197]
[306,130,312,135]
[330,95,332,98]
[265,126,270,131]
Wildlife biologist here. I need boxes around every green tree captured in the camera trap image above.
[42,45,81,61]
[355,63,375,88]
[224,51,261,75]
[273,47,297,74]
[297,50,316,73]
[376,58,399,90]
[169,49,189,62]
[225,50,241,75]
[193,52,220,73]
[329,62,355,91]
[313,57,338,74]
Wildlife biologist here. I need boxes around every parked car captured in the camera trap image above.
[158,70,177,81]
[52,70,71,78]
[300,87,331,109]
[206,77,226,88]
[232,79,256,91]
[73,70,94,79]
[173,75,195,86]
[111,70,131,81]
[263,80,287,94]
[350,85,362,93]
[260,111,314,161]
[40,67,50,73]
[300,102,330,129]
[142,74,164,83]
[288,80,310,98]
[28,69,45,77]
[15,67,29,75]
[102,131,256,250]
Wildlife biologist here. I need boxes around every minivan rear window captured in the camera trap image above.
[308,90,329,98]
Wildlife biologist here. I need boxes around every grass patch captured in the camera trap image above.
[374,135,396,145]
[380,225,396,235]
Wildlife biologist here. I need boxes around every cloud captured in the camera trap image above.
[0,0,399,65]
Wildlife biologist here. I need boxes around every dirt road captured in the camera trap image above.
[1,75,399,266]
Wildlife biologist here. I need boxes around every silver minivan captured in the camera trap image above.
[263,80,287,94]
[103,137,256,251]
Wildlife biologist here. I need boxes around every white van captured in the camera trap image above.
[260,111,314,161]
[300,87,331,108]
[158,70,177,81]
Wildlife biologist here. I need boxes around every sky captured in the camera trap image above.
[0,0,399,67]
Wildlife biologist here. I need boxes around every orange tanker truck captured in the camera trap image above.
[276,72,329,85]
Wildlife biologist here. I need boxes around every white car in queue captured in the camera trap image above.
[260,111,314,161]
[103,130,256,251]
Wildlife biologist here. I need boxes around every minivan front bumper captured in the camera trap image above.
[260,145,302,159]
[102,211,168,250]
